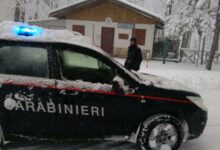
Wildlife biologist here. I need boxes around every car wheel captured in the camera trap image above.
[137,114,183,150]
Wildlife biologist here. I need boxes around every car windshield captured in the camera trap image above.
[0,46,49,78]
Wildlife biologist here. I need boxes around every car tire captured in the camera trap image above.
[137,114,183,150]
[0,124,4,147]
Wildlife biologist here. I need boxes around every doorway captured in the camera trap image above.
[101,27,115,54]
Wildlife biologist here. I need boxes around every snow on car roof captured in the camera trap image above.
[0,21,106,55]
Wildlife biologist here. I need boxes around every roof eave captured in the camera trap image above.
[49,0,94,18]
[111,0,164,23]
[49,0,164,24]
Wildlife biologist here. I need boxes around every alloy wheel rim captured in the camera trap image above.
[148,123,178,150]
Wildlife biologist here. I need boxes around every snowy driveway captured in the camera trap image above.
[4,60,220,150]
[180,88,220,150]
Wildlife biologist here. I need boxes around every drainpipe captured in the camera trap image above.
[92,24,95,45]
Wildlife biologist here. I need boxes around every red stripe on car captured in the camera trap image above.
[2,81,192,104]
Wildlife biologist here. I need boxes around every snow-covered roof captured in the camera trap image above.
[0,21,105,55]
[49,0,164,23]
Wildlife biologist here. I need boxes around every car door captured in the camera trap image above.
[55,46,142,138]
[0,43,57,138]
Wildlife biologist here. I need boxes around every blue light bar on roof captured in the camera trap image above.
[14,25,42,37]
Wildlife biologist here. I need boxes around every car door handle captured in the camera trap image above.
[59,90,79,96]
[70,91,79,96]
[140,99,146,103]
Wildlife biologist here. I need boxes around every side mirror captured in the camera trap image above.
[112,76,125,94]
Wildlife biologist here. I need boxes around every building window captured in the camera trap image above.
[72,25,85,35]
[132,29,146,45]
[118,34,129,40]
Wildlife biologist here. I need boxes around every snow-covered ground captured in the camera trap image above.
[5,59,220,150]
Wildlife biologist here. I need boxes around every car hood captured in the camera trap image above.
[133,71,196,94]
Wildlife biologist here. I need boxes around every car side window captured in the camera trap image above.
[58,49,115,84]
[0,46,49,78]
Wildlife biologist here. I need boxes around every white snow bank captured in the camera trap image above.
[147,70,220,90]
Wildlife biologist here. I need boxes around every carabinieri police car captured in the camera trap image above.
[0,21,207,150]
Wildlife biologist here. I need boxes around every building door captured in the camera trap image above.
[132,29,146,45]
[101,27,115,54]
[72,25,85,35]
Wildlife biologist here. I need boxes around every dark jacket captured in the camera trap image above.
[124,45,142,71]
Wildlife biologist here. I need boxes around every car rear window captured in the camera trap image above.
[0,46,49,78]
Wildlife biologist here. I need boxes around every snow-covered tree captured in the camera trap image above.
[63,0,82,5]
[0,0,81,22]
[0,0,15,22]
[23,0,83,21]
[145,0,166,17]
[14,0,27,22]
[166,0,215,37]
[24,0,39,21]
[25,0,60,21]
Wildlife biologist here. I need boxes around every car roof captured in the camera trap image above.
[0,21,141,83]
[0,21,109,56]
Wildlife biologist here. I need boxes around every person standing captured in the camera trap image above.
[124,37,142,71]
